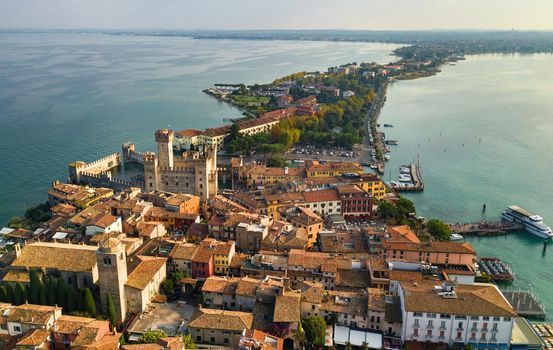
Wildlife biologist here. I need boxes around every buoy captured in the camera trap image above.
[482,204,487,212]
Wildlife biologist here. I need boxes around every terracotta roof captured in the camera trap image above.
[320,290,368,317]
[7,304,61,325]
[214,241,235,256]
[125,256,167,290]
[388,270,423,283]
[302,189,340,203]
[89,213,119,229]
[299,281,324,304]
[175,129,202,137]
[53,315,97,334]
[170,243,198,260]
[402,281,517,317]
[287,250,335,270]
[202,276,238,294]
[386,225,420,243]
[2,269,36,283]
[306,160,363,173]
[273,291,301,322]
[12,242,98,272]
[235,278,260,297]
[189,308,254,331]
[246,165,305,178]
[16,328,50,347]
[383,241,476,254]
[336,269,370,289]
[192,239,217,263]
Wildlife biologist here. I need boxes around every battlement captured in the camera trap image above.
[143,152,157,163]
[71,153,121,176]
[155,128,174,143]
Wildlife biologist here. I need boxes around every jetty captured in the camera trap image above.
[391,163,424,192]
[478,257,514,282]
[502,289,546,320]
[448,221,522,235]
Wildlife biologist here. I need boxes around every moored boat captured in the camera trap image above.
[501,205,553,239]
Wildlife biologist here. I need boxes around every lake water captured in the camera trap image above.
[0,33,399,223]
[2,34,553,319]
[379,53,553,319]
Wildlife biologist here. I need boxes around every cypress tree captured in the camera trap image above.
[39,283,47,305]
[4,283,14,304]
[46,277,57,306]
[29,269,42,304]
[0,285,7,302]
[82,288,96,316]
[66,285,79,313]
[106,293,117,327]
[25,285,31,304]
[56,278,67,309]
[14,282,26,305]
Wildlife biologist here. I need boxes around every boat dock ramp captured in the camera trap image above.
[502,289,546,320]
[448,221,522,236]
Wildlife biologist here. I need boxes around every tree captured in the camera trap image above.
[138,329,168,344]
[427,219,452,241]
[57,278,67,309]
[345,341,353,350]
[106,293,117,327]
[396,197,416,222]
[46,277,58,306]
[326,313,339,326]
[81,288,96,316]
[4,283,14,304]
[362,341,369,350]
[302,316,326,346]
[160,279,174,295]
[66,285,79,313]
[39,283,47,305]
[293,320,306,349]
[266,155,287,168]
[181,334,197,349]
[0,285,7,302]
[14,282,26,305]
[29,269,42,304]
[377,201,396,219]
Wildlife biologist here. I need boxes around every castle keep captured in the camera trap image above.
[143,129,218,203]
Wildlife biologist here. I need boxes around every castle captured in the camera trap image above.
[143,129,218,203]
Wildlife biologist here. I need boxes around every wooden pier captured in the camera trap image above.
[448,221,522,236]
[392,163,424,192]
[502,289,546,320]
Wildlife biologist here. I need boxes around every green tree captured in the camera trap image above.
[4,283,14,304]
[25,285,31,304]
[427,219,452,241]
[266,155,287,168]
[66,285,79,313]
[57,278,67,309]
[396,197,416,222]
[302,315,326,346]
[46,277,58,306]
[39,283,47,305]
[138,329,168,344]
[377,201,396,219]
[326,313,339,326]
[181,334,197,349]
[14,282,26,305]
[160,279,174,295]
[0,285,7,302]
[81,288,96,316]
[345,341,353,350]
[105,293,117,327]
[29,269,42,304]
[293,320,306,348]
[362,341,369,350]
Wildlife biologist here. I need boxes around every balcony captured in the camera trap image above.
[426,325,434,329]
[439,325,447,331]
[491,328,499,333]
[425,334,433,340]
[413,324,420,329]
[438,336,445,341]
[456,327,464,332]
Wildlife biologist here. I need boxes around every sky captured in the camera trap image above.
[1,0,553,31]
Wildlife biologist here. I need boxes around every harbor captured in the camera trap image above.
[388,163,424,192]
[448,221,522,236]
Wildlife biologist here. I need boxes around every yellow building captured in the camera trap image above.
[305,160,364,178]
[241,165,306,189]
[355,174,387,200]
[213,241,236,275]
[47,181,114,209]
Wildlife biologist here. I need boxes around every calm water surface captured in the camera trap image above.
[0,33,399,223]
[380,54,553,319]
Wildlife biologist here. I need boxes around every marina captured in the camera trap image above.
[478,257,514,282]
[388,163,424,192]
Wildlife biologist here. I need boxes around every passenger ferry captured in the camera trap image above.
[501,205,553,239]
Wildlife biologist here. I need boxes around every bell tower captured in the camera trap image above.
[96,238,128,322]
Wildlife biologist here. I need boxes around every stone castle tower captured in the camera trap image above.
[96,238,128,322]
[144,129,218,203]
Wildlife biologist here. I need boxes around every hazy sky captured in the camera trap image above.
[1,0,552,31]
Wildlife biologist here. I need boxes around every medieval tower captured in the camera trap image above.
[144,129,218,203]
[96,238,128,322]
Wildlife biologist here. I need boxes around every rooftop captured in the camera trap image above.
[12,242,98,272]
[189,308,254,331]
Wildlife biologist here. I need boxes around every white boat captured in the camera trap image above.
[501,205,553,239]
[384,155,391,161]
[450,233,464,241]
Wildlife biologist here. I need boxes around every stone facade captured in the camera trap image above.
[95,238,128,322]
[144,129,218,203]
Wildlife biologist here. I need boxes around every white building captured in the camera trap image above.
[85,214,122,236]
[399,281,516,349]
[341,90,355,98]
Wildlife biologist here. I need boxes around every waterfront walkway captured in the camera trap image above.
[448,221,522,235]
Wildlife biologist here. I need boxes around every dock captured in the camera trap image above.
[448,221,522,235]
[478,257,514,282]
[391,163,424,192]
[502,289,546,320]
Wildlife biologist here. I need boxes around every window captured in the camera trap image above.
[470,316,479,320]
[414,312,423,317]
[470,332,476,341]
[493,317,501,321]
[456,331,462,339]
[427,313,436,318]
[224,338,229,344]
[427,329,432,336]
[480,332,486,341]
[483,316,490,321]
[427,320,433,328]
[414,319,420,327]
[13,325,21,332]
[440,321,446,329]
[504,317,511,322]
[210,337,215,343]
[492,323,498,331]
[413,328,419,336]
[439,330,445,339]
[196,336,201,342]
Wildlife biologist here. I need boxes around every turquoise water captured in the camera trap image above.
[379,54,553,319]
[0,33,399,223]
